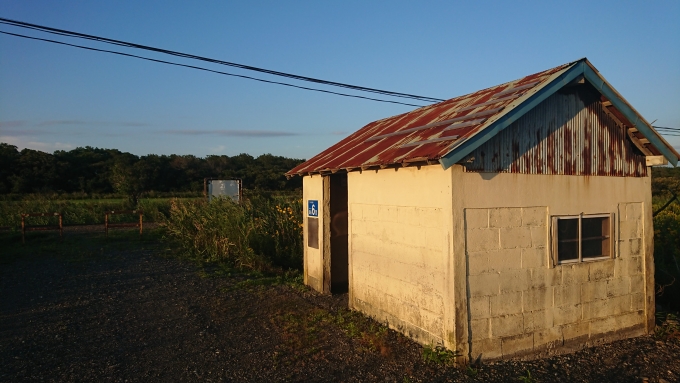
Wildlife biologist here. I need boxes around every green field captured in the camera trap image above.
[0,197,196,228]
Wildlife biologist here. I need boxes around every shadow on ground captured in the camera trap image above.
[1,230,678,382]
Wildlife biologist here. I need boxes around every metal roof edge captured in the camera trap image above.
[582,63,679,167]
[439,60,587,169]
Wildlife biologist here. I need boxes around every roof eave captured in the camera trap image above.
[582,62,679,166]
[439,59,679,169]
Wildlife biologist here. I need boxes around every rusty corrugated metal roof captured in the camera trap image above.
[287,59,679,176]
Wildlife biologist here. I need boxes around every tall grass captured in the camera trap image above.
[161,193,303,271]
[653,199,680,310]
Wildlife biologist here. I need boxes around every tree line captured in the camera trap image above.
[0,143,304,196]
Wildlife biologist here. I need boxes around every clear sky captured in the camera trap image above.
[1,1,678,160]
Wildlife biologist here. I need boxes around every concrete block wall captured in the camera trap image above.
[348,166,453,347]
[465,204,646,360]
[352,204,447,344]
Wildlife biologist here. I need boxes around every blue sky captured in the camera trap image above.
[1,1,678,160]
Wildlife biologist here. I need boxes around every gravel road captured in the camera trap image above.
[1,234,678,382]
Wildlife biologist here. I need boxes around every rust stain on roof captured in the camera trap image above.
[288,62,573,176]
[288,59,680,176]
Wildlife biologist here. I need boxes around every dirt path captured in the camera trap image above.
[1,235,679,382]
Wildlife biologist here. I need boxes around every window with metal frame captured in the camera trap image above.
[551,213,614,265]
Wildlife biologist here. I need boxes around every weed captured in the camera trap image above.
[221,270,303,292]
[345,322,359,338]
[653,200,680,311]
[422,345,459,365]
[309,309,331,324]
[517,369,535,383]
[654,311,680,341]
[466,365,478,377]
[161,193,302,272]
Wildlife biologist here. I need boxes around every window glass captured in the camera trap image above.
[555,215,611,264]
[557,240,579,261]
[557,218,578,261]
[582,217,610,259]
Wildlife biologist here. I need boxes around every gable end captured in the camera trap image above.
[440,59,679,169]
[462,86,647,177]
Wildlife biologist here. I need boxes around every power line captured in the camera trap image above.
[0,17,445,104]
[654,126,680,132]
[0,30,426,107]
[654,126,680,137]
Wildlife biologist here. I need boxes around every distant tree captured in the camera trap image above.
[54,146,121,193]
[652,166,680,198]
[0,143,19,193]
[0,142,305,195]
[11,148,57,193]
[109,153,143,206]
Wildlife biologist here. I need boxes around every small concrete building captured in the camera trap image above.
[286,58,679,361]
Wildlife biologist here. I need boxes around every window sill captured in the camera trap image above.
[557,256,611,265]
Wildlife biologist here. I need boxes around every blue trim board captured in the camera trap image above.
[583,67,678,166]
[439,61,586,169]
[440,59,678,169]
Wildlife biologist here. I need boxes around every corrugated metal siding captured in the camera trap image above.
[463,89,647,177]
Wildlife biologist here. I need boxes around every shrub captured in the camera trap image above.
[654,201,680,310]
[162,197,264,269]
[161,192,303,271]
[248,193,303,270]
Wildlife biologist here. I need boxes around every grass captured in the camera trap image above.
[422,345,459,365]
[652,199,680,310]
[0,197,178,228]
[654,311,680,341]
[269,301,394,368]
[466,366,479,377]
[161,193,303,272]
[517,369,536,383]
[216,270,304,292]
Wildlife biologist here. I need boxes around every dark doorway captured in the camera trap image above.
[329,173,348,293]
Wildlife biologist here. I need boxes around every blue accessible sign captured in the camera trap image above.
[307,200,319,217]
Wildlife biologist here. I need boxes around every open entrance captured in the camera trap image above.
[327,173,348,293]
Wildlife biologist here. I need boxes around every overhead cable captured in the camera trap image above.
[0,30,426,107]
[653,126,680,137]
[654,126,680,132]
[0,17,445,103]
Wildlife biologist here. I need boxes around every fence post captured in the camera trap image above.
[58,213,63,241]
[139,211,143,237]
[21,214,25,244]
[105,212,109,237]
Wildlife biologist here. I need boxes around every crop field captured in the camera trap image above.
[0,191,304,270]
[0,197,197,228]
